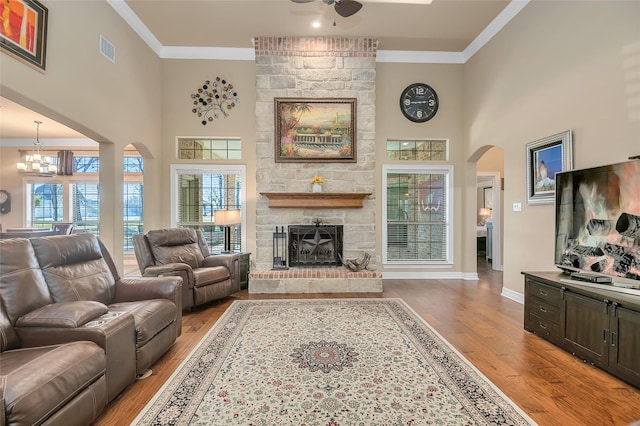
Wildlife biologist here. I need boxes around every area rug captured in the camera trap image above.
[132,299,536,425]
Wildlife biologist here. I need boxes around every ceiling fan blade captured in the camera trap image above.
[291,0,316,3]
[334,0,362,17]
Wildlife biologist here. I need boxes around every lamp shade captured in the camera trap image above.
[479,208,492,217]
[215,209,241,226]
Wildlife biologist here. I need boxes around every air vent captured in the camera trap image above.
[99,34,115,63]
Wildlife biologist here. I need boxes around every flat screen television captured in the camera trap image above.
[554,159,640,287]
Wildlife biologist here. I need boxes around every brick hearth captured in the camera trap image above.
[248,268,383,294]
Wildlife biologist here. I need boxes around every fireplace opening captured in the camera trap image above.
[288,225,343,267]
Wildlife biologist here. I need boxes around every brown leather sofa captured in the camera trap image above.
[133,228,240,310]
[0,234,183,425]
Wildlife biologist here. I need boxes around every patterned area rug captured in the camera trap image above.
[132,299,536,425]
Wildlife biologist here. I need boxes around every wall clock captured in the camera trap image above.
[399,83,439,123]
[0,190,11,214]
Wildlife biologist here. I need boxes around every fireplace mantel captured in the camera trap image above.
[260,192,371,208]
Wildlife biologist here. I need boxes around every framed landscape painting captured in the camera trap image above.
[0,0,48,71]
[275,98,356,163]
[525,130,572,204]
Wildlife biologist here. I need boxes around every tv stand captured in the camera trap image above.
[522,271,640,388]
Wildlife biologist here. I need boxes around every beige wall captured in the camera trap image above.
[0,1,162,267]
[160,60,258,253]
[464,1,640,295]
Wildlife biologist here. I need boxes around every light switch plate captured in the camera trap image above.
[513,202,522,212]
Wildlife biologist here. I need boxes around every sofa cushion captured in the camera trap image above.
[146,229,204,269]
[1,341,106,426]
[108,299,177,347]
[0,238,52,324]
[30,234,116,305]
[16,301,109,328]
[193,266,229,288]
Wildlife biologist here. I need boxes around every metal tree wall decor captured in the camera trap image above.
[190,77,239,125]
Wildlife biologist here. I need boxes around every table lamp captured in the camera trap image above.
[214,209,241,252]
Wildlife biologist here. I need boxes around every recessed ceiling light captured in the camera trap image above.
[312,21,320,28]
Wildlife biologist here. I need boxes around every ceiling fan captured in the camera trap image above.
[291,0,363,18]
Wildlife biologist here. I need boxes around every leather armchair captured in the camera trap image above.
[133,228,240,310]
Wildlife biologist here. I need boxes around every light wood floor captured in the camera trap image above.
[96,258,640,425]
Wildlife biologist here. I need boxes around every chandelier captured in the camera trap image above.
[16,120,57,177]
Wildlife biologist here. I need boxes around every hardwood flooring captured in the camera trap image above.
[95,258,640,425]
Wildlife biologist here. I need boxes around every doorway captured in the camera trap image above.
[477,172,502,271]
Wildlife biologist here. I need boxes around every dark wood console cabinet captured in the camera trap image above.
[523,272,640,388]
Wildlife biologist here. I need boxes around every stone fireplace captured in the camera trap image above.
[251,36,380,293]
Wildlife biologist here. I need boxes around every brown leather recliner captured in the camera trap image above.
[133,228,240,310]
[0,234,183,422]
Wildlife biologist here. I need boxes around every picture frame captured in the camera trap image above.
[0,0,48,72]
[526,130,572,204]
[275,97,356,163]
[483,187,493,209]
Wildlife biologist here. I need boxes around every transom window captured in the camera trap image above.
[386,139,447,161]
[178,138,242,160]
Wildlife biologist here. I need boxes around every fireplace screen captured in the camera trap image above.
[288,225,343,267]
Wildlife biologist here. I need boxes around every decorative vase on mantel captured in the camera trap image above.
[312,183,322,193]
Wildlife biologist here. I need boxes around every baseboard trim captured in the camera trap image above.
[501,287,524,304]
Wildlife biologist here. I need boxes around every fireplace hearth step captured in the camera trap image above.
[248,267,383,294]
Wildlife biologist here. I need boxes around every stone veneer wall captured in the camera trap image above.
[254,36,378,270]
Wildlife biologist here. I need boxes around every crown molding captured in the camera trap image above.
[462,0,530,62]
[376,50,464,64]
[0,138,99,147]
[108,0,530,64]
[106,0,163,56]
[161,46,256,61]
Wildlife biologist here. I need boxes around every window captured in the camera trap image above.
[123,182,143,251]
[123,155,144,251]
[74,156,100,173]
[171,165,245,253]
[383,165,453,265]
[25,151,144,252]
[71,183,100,236]
[29,183,64,228]
[386,139,447,161]
[178,138,242,160]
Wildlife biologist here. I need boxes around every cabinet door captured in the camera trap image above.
[562,291,609,367]
[608,305,640,388]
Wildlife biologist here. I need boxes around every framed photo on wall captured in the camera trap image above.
[483,186,493,209]
[0,0,48,72]
[526,130,573,204]
[274,98,356,163]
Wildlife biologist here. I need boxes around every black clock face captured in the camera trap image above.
[400,83,439,123]
[0,190,10,214]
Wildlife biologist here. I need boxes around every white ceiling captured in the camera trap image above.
[1,0,518,143]
[125,0,509,52]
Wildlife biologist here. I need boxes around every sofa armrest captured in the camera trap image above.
[202,253,237,269]
[203,254,240,291]
[142,263,193,287]
[16,301,109,328]
[16,312,138,402]
[114,276,182,307]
